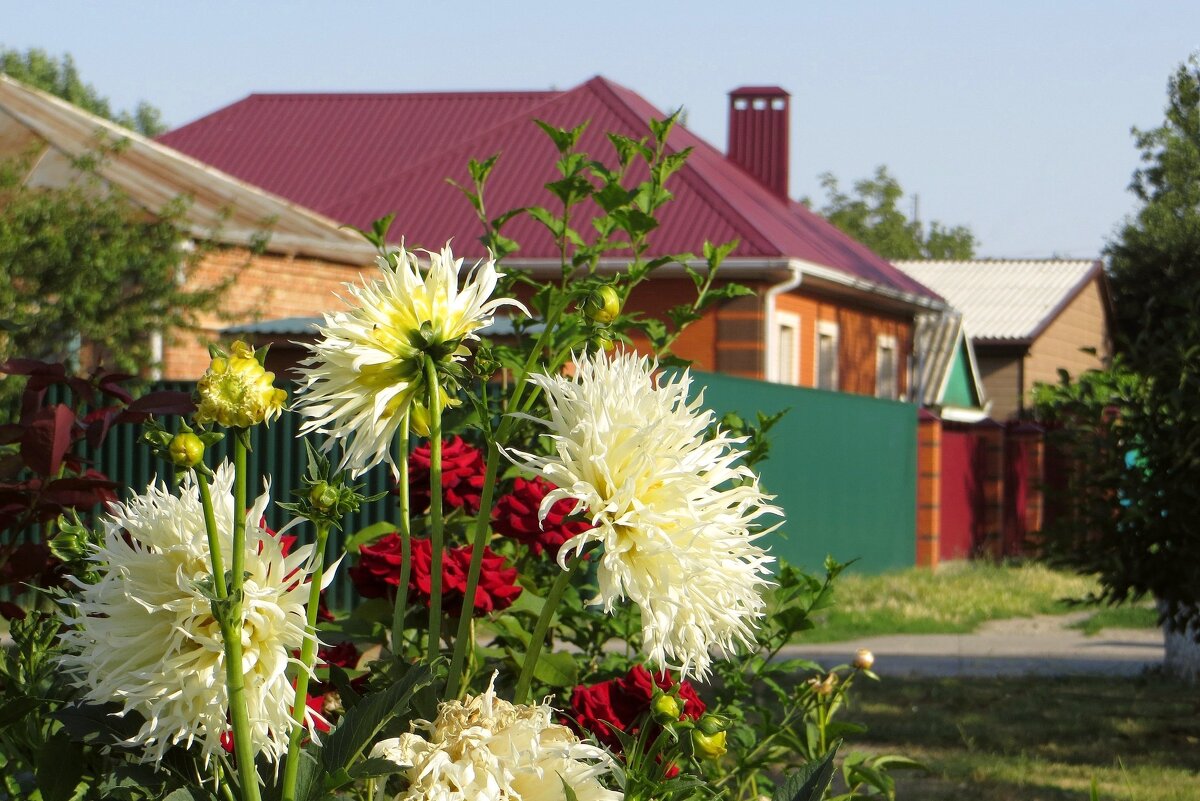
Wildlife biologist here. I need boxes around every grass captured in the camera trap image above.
[796,562,1158,643]
[1068,604,1161,636]
[850,674,1200,801]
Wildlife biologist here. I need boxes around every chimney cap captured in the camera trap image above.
[729,85,790,99]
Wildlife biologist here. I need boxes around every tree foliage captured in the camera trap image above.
[0,146,229,387]
[811,165,976,260]
[0,46,165,136]
[1036,56,1200,634]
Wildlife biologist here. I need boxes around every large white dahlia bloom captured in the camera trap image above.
[506,350,779,679]
[371,680,620,801]
[295,242,527,476]
[59,464,322,764]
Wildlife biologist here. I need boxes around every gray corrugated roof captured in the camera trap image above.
[892,259,1101,343]
[910,311,988,418]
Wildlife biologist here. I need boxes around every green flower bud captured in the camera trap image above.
[691,728,727,760]
[309,481,338,512]
[168,432,205,468]
[583,285,621,326]
[651,692,681,725]
[696,714,727,737]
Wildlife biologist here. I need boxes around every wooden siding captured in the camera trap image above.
[976,352,1023,421]
[1026,276,1111,390]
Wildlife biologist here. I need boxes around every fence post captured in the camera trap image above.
[916,410,941,568]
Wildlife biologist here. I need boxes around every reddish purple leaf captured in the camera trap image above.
[0,602,25,621]
[19,404,76,476]
[116,390,195,422]
[83,406,121,450]
[42,475,119,508]
[95,371,136,403]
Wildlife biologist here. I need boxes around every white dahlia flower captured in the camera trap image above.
[505,350,779,679]
[295,242,527,476]
[371,679,620,801]
[59,464,324,765]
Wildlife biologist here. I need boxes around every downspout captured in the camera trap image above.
[762,261,803,382]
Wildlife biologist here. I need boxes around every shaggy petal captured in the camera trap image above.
[294,243,527,477]
[505,350,779,679]
[59,464,322,764]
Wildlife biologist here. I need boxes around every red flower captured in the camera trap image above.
[492,477,593,558]
[567,665,705,754]
[408,437,486,514]
[311,640,364,696]
[349,534,522,616]
[305,693,332,732]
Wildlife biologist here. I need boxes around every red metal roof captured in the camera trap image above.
[160,76,933,299]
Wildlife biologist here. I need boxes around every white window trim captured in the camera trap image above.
[772,311,801,385]
[816,320,839,391]
[876,333,899,399]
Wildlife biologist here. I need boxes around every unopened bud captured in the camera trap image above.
[168,432,205,468]
[651,692,681,724]
[582,285,621,326]
[691,728,727,760]
[309,481,338,512]
[696,714,727,737]
[808,673,838,696]
[853,648,875,671]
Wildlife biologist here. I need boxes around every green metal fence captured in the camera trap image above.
[54,372,915,610]
[68,381,394,609]
[689,371,918,574]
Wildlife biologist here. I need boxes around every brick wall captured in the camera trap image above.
[163,247,372,379]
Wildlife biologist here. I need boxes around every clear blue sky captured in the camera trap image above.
[4,1,1198,259]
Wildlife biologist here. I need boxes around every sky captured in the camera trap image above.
[4,1,1199,259]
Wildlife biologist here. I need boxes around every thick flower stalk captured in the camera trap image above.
[294,243,527,477]
[371,679,621,801]
[195,340,287,428]
[59,464,324,765]
[506,350,780,679]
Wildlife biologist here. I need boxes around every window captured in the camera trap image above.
[774,311,800,384]
[816,321,839,391]
[876,334,899,399]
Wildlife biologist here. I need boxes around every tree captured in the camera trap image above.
[0,147,228,390]
[0,47,165,136]
[811,165,977,259]
[1036,56,1200,647]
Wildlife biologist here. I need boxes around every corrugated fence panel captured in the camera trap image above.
[688,371,917,574]
[64,381,396,610]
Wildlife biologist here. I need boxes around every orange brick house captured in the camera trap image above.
[159,78,944,396]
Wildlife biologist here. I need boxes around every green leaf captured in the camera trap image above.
[162,790,198,801]
[322,662,433,776]
[35,732,84,801]
[349,757,407,780]
[531,650,578,688]
[0,696,41,730]
[343,521,396,553]
[534,120,588,154]
[773,741,842,801]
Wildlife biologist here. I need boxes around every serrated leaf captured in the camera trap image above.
[0,696,41,729]
[163,790,198,801]
[322,662,433,775]
[773,741,841,801]
[36,732,84,801]
[349,757,407,779]
[343,521,396,553]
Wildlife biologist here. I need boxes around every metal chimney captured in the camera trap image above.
[727,86,790,200]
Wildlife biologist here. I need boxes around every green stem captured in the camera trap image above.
[231,432,248,586]
[280,522,331,801]
[513,553,585,704]
[390,414,412,656]
[196,471,228,599]
[446,439,501,698]
[213,431,261,801]
[424,357,445,665]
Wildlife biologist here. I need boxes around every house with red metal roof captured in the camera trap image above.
[158,76,944,396]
